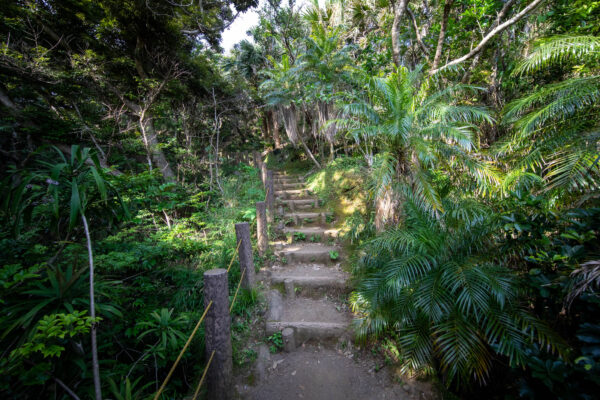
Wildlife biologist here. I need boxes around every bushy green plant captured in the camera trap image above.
[267,332,283,353]
[351,192,567,387]
[294,232,306,241]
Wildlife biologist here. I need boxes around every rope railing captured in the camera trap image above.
[264,186,270,202]
[229,268,246,313]
[191,349,215,400]
[155,220,253,398]
[153,300,213,400]
[227,240,241,273]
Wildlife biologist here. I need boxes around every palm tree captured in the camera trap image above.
[500,35,600,194]
[260,54,322,168]
[298,23,351,160]
[339,66,498,227]
[351,193,567,387]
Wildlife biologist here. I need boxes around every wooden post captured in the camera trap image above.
[235,222,255,289]
[266,170,275,223]
[261,163,267,188]
[256,201,268,257]
[203,269,232,400]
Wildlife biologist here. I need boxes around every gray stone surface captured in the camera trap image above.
[284,278,295,300]
[282,327,295,352]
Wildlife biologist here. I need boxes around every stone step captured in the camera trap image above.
[283,226,340,242]
[275,243,341,264]
[278,198,319,207]
[273,173,302,178]
[266,292,352,342]
[281,212,334,226]
[275,182,304,190]
[274,177,304,183]
[275,189,311,199]
[269,264,348,289]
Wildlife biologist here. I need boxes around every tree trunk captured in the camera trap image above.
[139,115,175,181]
[272,109,282,148]
[392,0,410,67]
[262,112,270,141]
[279,104,299,145]
[431,0,454,71]
[82,214,102,400]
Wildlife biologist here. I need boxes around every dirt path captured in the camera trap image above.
[235,171,436,400]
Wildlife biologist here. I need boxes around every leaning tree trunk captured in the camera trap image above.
[140,115,175,182]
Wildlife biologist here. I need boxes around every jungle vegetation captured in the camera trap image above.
[1,0,599,399]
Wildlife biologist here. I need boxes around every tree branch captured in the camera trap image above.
[430,0,545,75]
[461,0,517,82]
[407,6,430,58]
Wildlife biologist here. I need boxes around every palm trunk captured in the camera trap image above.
[374,187,399,232]
[82,214,102,400]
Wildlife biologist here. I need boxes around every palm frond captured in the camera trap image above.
[514,35,600,76]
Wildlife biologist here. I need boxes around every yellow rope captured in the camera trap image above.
[153,300,213,400]
[264,186,270,202]
[226,240,242,273]
[191,350,216,400]
[229,268,246,313]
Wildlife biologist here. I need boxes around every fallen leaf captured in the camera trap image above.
[291,370,296,376]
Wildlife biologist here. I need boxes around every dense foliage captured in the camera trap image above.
[2,0,600,399]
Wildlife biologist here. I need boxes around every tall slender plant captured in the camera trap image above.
[41,146,129,400]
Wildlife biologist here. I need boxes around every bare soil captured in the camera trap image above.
[235,343,438,400]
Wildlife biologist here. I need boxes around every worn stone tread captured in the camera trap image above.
[269,263,348,288]
[282,226,340,241]
[276,243,341,263]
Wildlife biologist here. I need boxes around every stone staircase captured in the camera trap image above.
[265,171,353,345]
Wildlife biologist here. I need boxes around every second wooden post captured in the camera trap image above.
[266,170,275,223]
[256,201,268,256]
[235,222,255,289]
